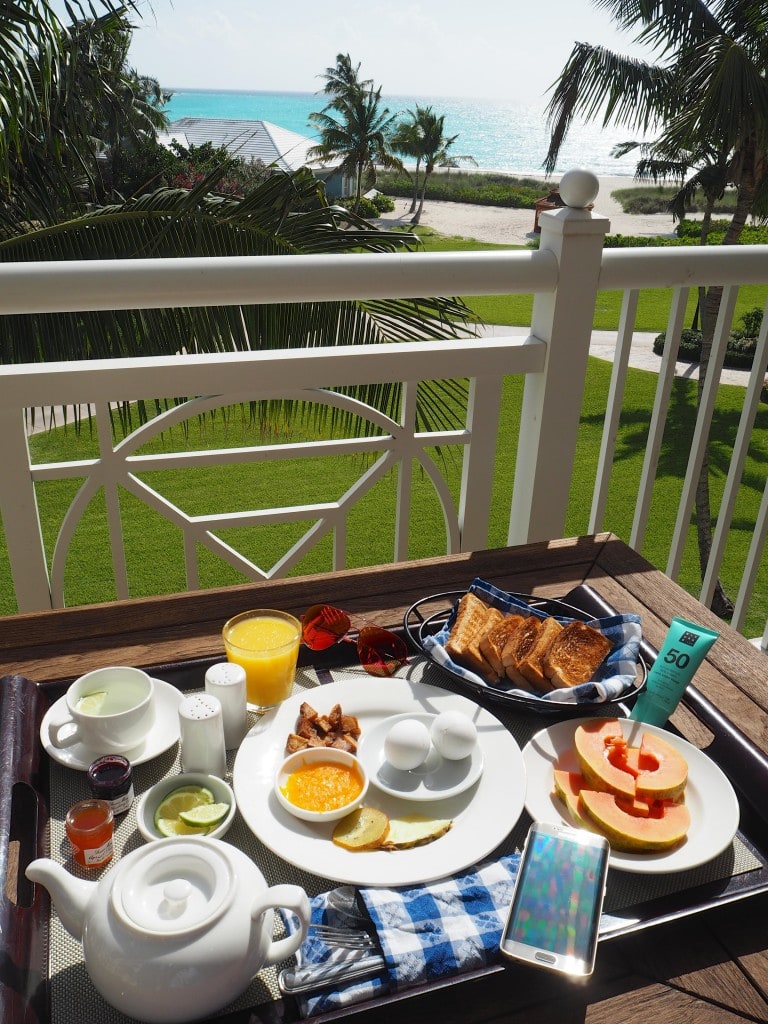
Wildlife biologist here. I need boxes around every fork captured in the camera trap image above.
[308,924,377,949]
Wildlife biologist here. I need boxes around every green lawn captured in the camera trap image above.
[412,226,768,331]
[1,229,766,637]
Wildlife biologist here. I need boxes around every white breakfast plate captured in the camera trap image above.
[41,678,183,770]
[233,679,525,886]
[357,712,484,801]
[522,717,740,874]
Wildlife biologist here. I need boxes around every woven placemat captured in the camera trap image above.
[46,659,762,1023]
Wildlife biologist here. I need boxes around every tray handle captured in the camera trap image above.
[563,584,768,824]
[0,673,51,1024]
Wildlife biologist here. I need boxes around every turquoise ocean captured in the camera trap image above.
[163,89,641,180]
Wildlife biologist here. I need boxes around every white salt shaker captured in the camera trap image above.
[178,693,227,778]
[205,662,248,749]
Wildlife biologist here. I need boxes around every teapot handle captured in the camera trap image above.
[251,884,311,966]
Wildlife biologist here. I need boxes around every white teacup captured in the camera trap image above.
[50,666,155,754]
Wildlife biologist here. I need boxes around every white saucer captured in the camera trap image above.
[41,678,183,770]
[357,712,484,801]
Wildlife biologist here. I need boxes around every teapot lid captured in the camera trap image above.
[111,839,235,936]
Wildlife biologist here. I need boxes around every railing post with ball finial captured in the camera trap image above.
[508,168,609,545]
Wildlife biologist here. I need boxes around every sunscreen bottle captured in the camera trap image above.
[630,617,719,727]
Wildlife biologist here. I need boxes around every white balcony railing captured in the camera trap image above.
[0,171,766,647]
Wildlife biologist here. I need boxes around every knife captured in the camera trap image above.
[278,953,385,995]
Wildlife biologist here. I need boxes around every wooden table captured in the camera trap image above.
[2,533,768,1024]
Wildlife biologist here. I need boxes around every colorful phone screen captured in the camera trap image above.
[506,830,607,961]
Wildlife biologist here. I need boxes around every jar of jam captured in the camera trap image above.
[65,799,114,869]
[87,754,134,815]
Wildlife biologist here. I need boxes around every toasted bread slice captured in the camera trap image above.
[332,806,390,851]
[445,593,502,681]
[501,615,542,687]
[478,613,526,679]
[380,814,453,850]
[543,620,612,688]
[516,616,564,691]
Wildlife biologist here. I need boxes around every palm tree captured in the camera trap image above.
[408,107,476,226]
[309,55,403,213]
[0,1,150,232]
[543,0,768,617]
[392,113,425,213]
[316,52,372,101]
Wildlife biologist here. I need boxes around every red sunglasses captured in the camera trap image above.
[301,604,408,677]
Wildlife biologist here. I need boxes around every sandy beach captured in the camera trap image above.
[374,174,682,245]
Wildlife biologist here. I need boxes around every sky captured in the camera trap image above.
[115,0,654,107]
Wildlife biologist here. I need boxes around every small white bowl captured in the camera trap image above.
[136,772,236,842]
[275,747,368,823]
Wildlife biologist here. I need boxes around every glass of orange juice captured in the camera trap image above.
[222,609,301,712]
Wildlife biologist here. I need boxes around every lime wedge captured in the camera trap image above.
[154,816,210,837]
[153,785,216,837]
[178,802,230,828]
[77,691,107,715]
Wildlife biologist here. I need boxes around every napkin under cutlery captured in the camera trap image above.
[281,853,520,1017]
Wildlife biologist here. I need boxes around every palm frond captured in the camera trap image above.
[544,42,675,173]
[0,169,479,434]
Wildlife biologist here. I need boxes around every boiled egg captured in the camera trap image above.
[430,710,477,761]
[384,718,432,771]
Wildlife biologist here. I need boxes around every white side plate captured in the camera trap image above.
[523,717,740,874]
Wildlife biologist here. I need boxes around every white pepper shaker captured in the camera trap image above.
[205,662,248,748]
[178,693,227,778]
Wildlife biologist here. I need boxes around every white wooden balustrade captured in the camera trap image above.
[0,170,766,647]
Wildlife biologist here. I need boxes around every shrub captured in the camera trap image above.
[604,233,682,248]
[336,195,380,219]
[675,219,768,245]
[372,192,395,213]
[612,186,737,215]
[735,307,764,338]
[375,170,545,209]
[653,307,763,369]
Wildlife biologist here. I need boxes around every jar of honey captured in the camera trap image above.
[65,799,114,869]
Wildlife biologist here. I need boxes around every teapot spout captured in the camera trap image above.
[26,858,94,940]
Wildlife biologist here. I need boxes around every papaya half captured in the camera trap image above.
[578,789,691,852]
[553,720,691,854]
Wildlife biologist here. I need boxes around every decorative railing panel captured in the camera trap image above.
[0,178,766,648]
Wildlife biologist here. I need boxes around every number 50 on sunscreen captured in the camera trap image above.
[630,617,719,727]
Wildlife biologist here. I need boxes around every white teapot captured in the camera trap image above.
[27,837,311,1023]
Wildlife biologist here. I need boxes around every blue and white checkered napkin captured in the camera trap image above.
[282,853,520,1017]
[422,577,642,704]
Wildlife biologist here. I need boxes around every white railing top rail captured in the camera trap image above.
[3,244,768,318]
[0,249,557,315]
[0,336,544,407]
[600,245,768,290]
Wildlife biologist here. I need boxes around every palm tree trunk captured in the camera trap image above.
[690,197,716,330]
[409,158,421,213]
[411,168,431,226]
[694,165,757,618]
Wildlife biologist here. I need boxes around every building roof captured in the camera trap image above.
[165,118,327,173]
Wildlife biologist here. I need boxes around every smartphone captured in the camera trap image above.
[500,821,609,977]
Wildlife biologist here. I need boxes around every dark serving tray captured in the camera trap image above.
[2,583,768,1024]
[403,588,647,716]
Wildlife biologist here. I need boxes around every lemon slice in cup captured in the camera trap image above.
[154,785,216,837]
[77,691,107,715]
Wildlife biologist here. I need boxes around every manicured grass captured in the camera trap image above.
[412,227,768,332]
[3,357,766,639]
